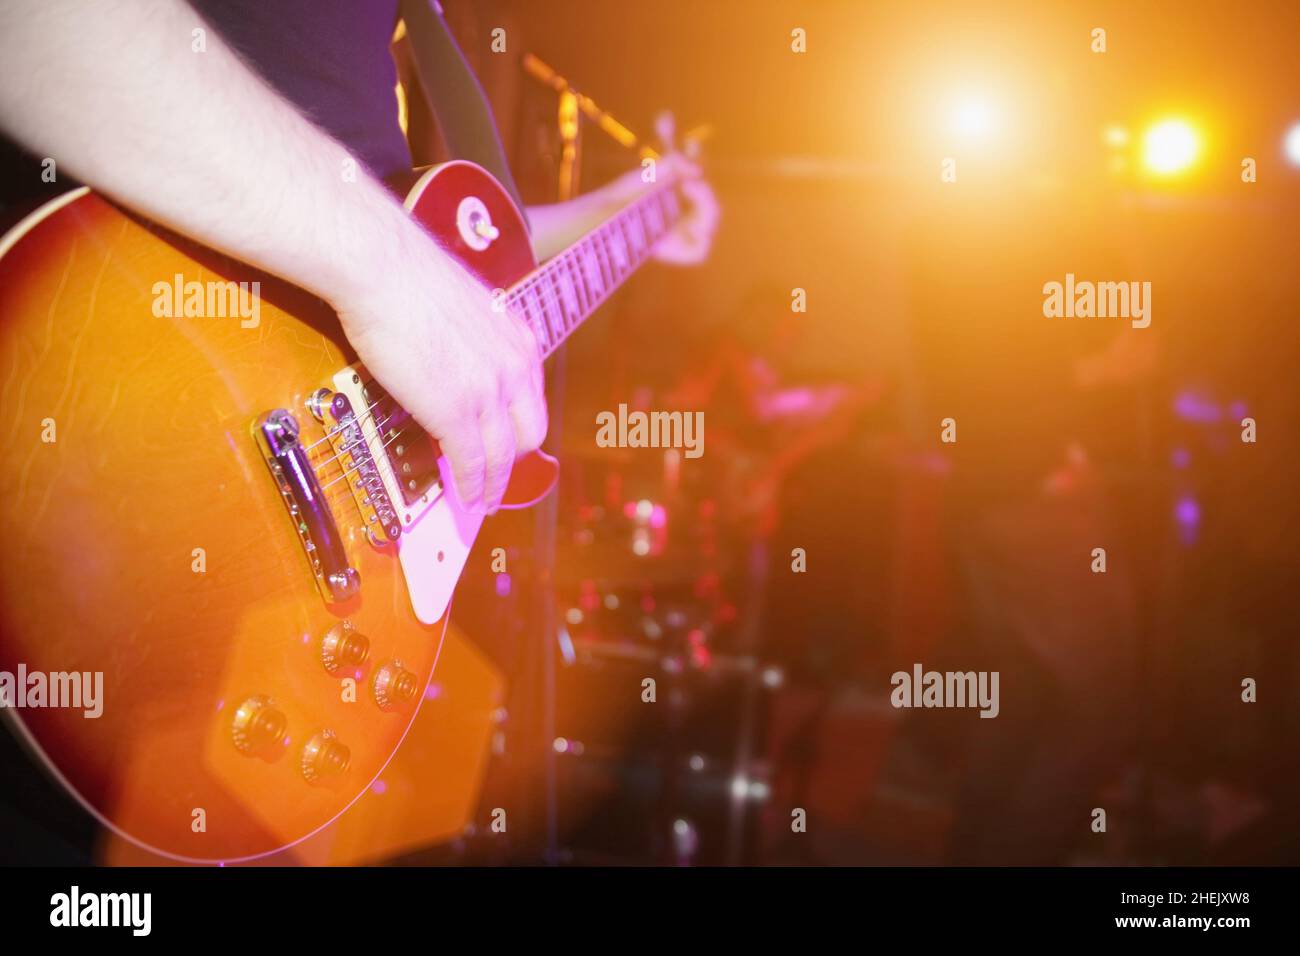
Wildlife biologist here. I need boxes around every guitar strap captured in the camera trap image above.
[401,0,529,225]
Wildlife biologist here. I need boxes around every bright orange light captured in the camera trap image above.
[952,98,995,138]
[1284,122,1300,167]
[1142,119,1200,175]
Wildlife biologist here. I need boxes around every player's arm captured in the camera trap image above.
[0,0,544,513]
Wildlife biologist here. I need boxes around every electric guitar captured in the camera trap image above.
[0,160,687,862]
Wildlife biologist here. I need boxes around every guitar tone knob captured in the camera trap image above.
[321,621,370,674]
[231,696,288,758]
[372,661,419,710]
[301,730,350,783]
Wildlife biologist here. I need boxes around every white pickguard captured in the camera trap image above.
[331,365,482,624]
[397,481,482,624]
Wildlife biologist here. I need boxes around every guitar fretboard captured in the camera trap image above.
[506,180,684,359]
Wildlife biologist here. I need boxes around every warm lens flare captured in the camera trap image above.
[1284,122,1300,167]
[952,98,994,138]
[1142,118,1200,175]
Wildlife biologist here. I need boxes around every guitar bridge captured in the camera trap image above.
[253,409,361,604]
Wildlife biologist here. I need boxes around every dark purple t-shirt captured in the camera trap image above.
[192,0,411,179]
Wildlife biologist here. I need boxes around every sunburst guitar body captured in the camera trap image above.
[0,161,567,862]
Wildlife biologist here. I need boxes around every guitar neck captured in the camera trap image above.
[505,179,684,358]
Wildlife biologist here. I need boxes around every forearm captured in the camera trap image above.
[0,0,447,314]
[526,168,645,260]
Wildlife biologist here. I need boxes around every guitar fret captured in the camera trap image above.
[579,244,604,304]
[626,205,647,257]
[618,210,639,267]
[644,193,664,239]
[523,284,551,352]
[510,285,533,340]
[555,258,579,330]
[543,269,566,343]
[504,184,685,359]
[609,218,630,276]
[631,200,655,257]
[606,224,624,285]
[609,222,629,283]
[592,228,615,292]
[589,231,609,292]
[565,251,588,319]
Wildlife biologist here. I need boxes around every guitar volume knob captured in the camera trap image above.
[321,621,370,674]
[301,730,350,783]
[372,660,419,709]
[231,696,288,758]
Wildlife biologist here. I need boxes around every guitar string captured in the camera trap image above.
[314,408,406,486]
[305,393,397,467]
[510,232,663,357]
[503,188,678,329]
[247,192,681,546]
[318,423,410,495]
[308,412,399,481]
[306,236,649,474]
[300,192,679,477]
[295,247,591,459]
[315,427,409,510]
[305,398,389,459]
[508,217,660,310]
[304,229,662,474]
[301,393,388,454]
[313,240,657,495]
[510,198,676,315]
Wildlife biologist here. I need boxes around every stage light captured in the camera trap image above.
[1103,126,1131,174]
[1284,122,1300,166]
[1142,119,1200,175]
[952,97,995,138]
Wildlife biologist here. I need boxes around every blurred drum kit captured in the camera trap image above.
[509,57,781,865]
[545,433,785,865]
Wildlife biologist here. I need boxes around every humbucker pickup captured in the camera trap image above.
[365,389,443,508]
[329,366,444,536]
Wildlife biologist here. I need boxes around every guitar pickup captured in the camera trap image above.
[329,367,443,535]
[254,409,361,604]
[363,390,442,507]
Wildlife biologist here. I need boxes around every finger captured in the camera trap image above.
[437,416,488,512]
[514,313,544,369]
[506,320,545,411]
[671,154,703,181]
[654,110,676,152]
[479,405,518,513]
[681,178,719,231]
[652,238,703,266]
[508,388,549,454]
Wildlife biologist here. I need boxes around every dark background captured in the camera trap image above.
[3,0,1299,866]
